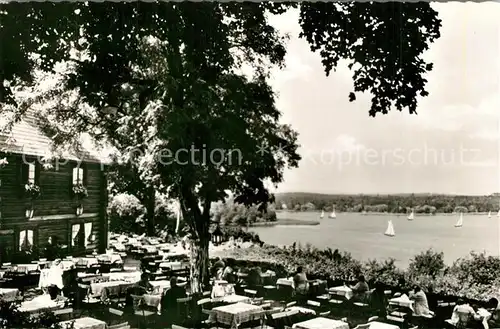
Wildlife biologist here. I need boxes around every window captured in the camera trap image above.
[72,167,84,185]
[19,229,34,252]
[27,163,35,184]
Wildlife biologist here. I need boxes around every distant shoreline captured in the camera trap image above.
[250,218,320,227]
[276,210,496,217]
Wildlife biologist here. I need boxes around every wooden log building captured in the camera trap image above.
[0,114,108,263]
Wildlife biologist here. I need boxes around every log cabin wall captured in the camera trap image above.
[0,152,107,263]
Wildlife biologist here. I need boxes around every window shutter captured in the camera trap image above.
[35,162,41,186]
[17,158,28,198]
[70,165,75,196]
[82,163,89,186]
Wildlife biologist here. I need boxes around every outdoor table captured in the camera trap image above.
[0,288,19,301]
[211,302,264,328]
[18,294,64,313]
[59,260,75,271]
[213,294,251,304]
[286,306,316,315]
[150,280,171,294]
[389,294,415,311]
[76,257,99,268]
[292,317,349,329]
[59,317,106,329]
[277,278,294,287]
[329,286,353,300]
[142,294,162,313]
[12,264,39,274]
[97,253,123,264]
[38,267,64,289]
[91,280,132,297]
[103,271,141,282]
[364,321,400,329]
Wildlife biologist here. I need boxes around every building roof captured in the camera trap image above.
[0,112,104,164]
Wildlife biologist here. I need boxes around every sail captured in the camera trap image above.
[384,220,395,236]
[407,211,414,221]
[455,213,463,227]
[320,210,324,218]
[488,211,491,218]
[330,210,336,218]
[497,210,500,217]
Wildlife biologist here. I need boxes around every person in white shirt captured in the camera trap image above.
[447,299,478,328]
[409,286,434,317]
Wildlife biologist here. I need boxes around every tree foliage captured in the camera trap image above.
[211,198,277,227]
[0,2,442,291]
[276,192,499,214]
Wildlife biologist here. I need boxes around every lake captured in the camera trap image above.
[250,212,500,268]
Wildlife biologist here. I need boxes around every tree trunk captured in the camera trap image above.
[188,225,210,294]
[145,187,156,236]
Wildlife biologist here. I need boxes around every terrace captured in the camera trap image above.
[0,232,498,329]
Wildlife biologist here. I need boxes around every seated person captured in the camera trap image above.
[222,263,236,284]
[409,286,434,317]
[47,284,61,300]
[350,275,370,302]
[212,258,225,280]
[487,298,500,327]
[161,277,187,318]
[447,298,480,328]
[293,266,309,305]
[136,272,154,292]
[370,282,388,319]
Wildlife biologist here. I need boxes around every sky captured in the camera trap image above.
[268,3,500,196]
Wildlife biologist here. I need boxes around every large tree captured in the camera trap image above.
[0,2,441,292]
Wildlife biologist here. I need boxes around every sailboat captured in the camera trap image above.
[320,210,325,219]
[384,220,395,237]
[497,209,500,218]
[407,210,414,221]
[455,212,463,228]
[488,211,491,218]
[329,208,336,219]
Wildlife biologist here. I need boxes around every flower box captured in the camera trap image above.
[72,184,88,199]
[24,183,41,200]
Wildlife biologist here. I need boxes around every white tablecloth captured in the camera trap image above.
[18,294,63,313]
[286,306,316,315]
[389,294,414,311]
[38,268,64,289]
[211,302,263,328]
[103,271,141,283]
[366,321,400,329]
[329,286,354,300]
[292,317,349,329]
[60,317,106,329]
[277,278,294,287]
[150,280,171,294]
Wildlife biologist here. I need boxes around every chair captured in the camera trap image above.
[107,307,129,328]
[76,283,100,308]
[53,308,73,321]
[353,325,370,329]
[244,289,258,298]
[131,294,156,329]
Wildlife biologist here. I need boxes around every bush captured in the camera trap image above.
[364,258,403,287]
[0,301,70,328]
[216,245,500,300]
[408,249,445,278]
[108,193,146,234]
